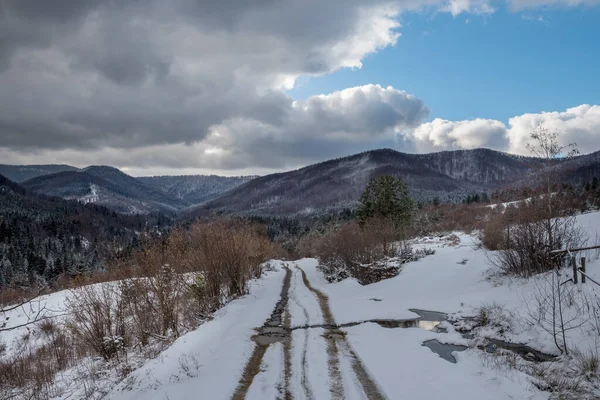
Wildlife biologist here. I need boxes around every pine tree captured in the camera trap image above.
[357,175,414,230]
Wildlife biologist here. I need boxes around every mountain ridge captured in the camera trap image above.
[6,148,600,216]
[190,148,600,216]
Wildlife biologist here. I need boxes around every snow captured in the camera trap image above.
[344,323,548,400]
[289,328,331,400]
[4,211,600,399]
[246,343,285,400]
[80,184,100,204]
[108,267,287,400]
[1,289,69,361]
[295,234,517,325]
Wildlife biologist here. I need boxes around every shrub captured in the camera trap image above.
[314,219,433,284]
[574,349,599,378]
[2,218,275,398]
[189,220,273,305]
[487,199,585,277]
[66,283,127,361]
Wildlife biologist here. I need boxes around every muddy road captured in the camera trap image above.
[233,265,387,400]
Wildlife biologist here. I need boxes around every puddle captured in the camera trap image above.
[422,339,468,363]
[408,309,447,322]
[483,338,557,362]
[252,326,291,346]
[289,309,449,332]
[371,309,447,331]
[371,319,440,330]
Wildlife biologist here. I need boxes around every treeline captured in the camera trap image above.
[0,174,171,289]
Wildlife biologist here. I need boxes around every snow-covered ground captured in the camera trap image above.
[3,212,600,399]
[1,288,69,361]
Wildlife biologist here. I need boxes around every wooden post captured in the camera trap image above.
[572,256,578,284]
[581,257,586,284]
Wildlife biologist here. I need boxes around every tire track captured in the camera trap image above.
[296,266,387,400]
[282,300,293,400]
[338,340,386,400]
[289,268,315,400]
[232,267,292,400]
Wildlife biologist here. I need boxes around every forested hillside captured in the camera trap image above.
[0,174,169,288]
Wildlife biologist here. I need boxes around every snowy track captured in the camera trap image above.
[235,265,387,400]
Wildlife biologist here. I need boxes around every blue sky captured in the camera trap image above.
[289,5,600,124]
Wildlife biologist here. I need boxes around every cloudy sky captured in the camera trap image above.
[1,0,599,176]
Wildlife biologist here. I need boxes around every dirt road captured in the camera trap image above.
[233,265,387,400]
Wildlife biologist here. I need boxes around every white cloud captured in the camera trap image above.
[408,105,600,156]
[507,105,600,155]
[506,0,600,10]
[0,85,429,175]
[439,0,495,16]
[411,118,508,151]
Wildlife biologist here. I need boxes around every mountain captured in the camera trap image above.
[551,151,600,184]
[0,174,166,288]
[5,163,255,214]
[23,166,187,215]
[191,148,600,217]
[413,148,540,183]
[82,166,189,211]
[138,175,257,205]
[0,164,79,182]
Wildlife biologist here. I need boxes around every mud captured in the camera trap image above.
[232,267,293,400]
[483,338,557,362]
[339,340,387,400]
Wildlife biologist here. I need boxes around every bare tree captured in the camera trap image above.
[526,123,579,253]
[497,124,587,355]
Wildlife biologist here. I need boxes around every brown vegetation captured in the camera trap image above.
[0,218,275,400]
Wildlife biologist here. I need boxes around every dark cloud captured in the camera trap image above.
[3,0,106,22]
[0,0,410,155]
[0,0,594,174]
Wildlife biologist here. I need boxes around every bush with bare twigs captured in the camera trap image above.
[66,282,128,361]
[484,198,586,278]
[1,219,275,399]
[311,219,433,284]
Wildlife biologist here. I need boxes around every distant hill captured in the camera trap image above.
[0,164,79,182]
[191,148,600,216]
[138,175,257,205]
[0,174,166,287]
[7,148,600,218]
[18,165,253,214]
[22,167,187,215]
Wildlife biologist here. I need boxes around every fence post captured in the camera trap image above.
[572,256,578,284]
[581,257,586,284]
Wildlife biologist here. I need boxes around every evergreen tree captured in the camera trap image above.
[357,175,414,229]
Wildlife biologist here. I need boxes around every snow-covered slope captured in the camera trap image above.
[4,211,600,399]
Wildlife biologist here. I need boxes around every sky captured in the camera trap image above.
[1,0,599,177]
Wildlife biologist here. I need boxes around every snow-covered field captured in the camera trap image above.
[3,212,600,399]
